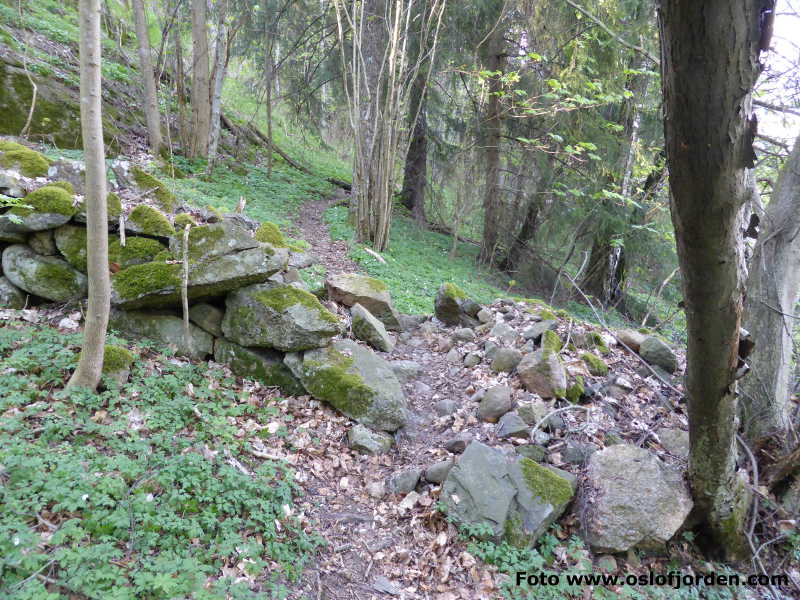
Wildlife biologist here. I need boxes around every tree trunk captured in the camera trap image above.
[174,21,191,152]
[400,70,427,223]
[659,0,764,559]
[68,0,110,391]
[190,0,211,158]
[132,0,163,153]
[741,135,800,446]
[206,0,228,170]
[478,28,504,266]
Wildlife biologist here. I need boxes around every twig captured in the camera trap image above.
[181,224,190,348]
[529,405,590,440]
[362,246,386,264]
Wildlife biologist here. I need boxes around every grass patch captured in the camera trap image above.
[0,323,322,600]
[324,205,507,314]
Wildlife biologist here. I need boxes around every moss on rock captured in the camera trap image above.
[12,185,76,217]
[442,281,466,299]
[174,213,197,228]
[109,237,165,268]
[252,286,338,324]
[581,352,609,376]
[54,225,90,272]
[520,458,574,507]
[131,166,177,211]
[541,329,563,354]
[49,180,75,194]
[0,144,50,177]
[255,221,288,247]
[565,376,585,404]
[303,351,374,418]
[111,261,181,301]
[128,205,175,237]
[588,331,611,355]
[102,344,135,373]
[107,192,122,218]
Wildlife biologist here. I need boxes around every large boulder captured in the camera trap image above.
[110,246,287,309]
[326,273,401,330]
[0,275,26,308]
[434,282,479,327]
[2,244,87,302]
[351,303,394,352]
[169,221,259,262]
[639,336,678,374]
[441,442,575,546]
[581,444,693,553]
[287,339,408,431]
[517,350,567,398]
[615,328,647,352]
[0,185,76,234]
[108,309,213,360]
[213,338,305,396]
[223,282,340,351]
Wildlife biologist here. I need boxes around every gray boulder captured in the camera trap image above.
[351,303,395,352]
[348,424,393,454]
[657,427,690,460]
[28,230,57,256]
[390,360,420,381]
[109,309,213,360]
[491,347,523,372]
[639,336,678,374]
[388,468,422,494]
[496,412,530,439]
[517,351,567,398]
[434,283,478,327]
[189,303,225,337]
[2,244,87,302]
[289,339,408,431]
[222,282,340,351]
[326,273,401,330]
[214,338,305,395]
[169,221,259,262]
[615,328,647,352]
[442,442,575,546]
[581,444,693,552]
[0,275,27,308]
[478,385,514,422]
[523,320,557,342]
[490,321,518,345]
[424,460,453,484]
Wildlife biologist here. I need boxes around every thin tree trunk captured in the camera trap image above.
[190,0,211,158]
[478,28,504,266]
[174,22,191,151]
[659,0,764,559]
[132,0,163,153]
[400,69,428,222]
[68,0,110,391]
[741,134,800,446]
[206,0,228,170]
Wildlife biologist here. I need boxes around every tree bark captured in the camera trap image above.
[174,19,191,151]
[132,0,163,153]
[190,0,211,158]
[741,134,800,446]
[659,0,763,559]
[206,0,228,170]
[400,70,428,223]
[478,26,505,266]
[68,0,110,391]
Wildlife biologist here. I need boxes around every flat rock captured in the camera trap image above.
[109,309,213,360]
[189,302,225,337]
[348,424,393,454]
[615,328,647,352]
[496,412,530,439]
[326,272,401,330]
[581,444,693,552]
[523,320,557,341]
[390,360,420,381]
[388,468,422,494]
[424,460,453,484]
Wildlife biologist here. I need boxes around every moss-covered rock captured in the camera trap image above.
[433,282,481,327]
[639,336,677,374]
[541,329,563,354]
[131,166,177,211]
[517,350,567,398]
[109,237,166,268]
[1,185,76,234]
[0,275,26,308]
[28,229,57,255]
[222,282,340,352]
[74,192,123,223]
[565,376,585,404]
[214,338,305,396]
[54,224,90,272]
[289,339,407,431]
[326,272,401,330]
[254,221,288,247]
[108,309,213,360]
[0,142,50,177]
[110,261,182,307]
[102,344,135,386]
[351,302,395,352]
[127,205,175,237]
[173,213,197,228]
[1,243,87,301]
[581,352,609,376]
[169,221,258,263]
[49,180,75,194]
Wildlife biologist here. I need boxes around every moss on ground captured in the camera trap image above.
[128,205,175,237]
[581,352,609,376]
[541,330,563,354]
[131,166,177,211]
[520,458,574,507]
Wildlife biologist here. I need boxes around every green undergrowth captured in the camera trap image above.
[0,323,322,600]
[324,205,508,314]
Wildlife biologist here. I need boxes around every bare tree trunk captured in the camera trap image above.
[68,0,110,391]
[400,70,428,223]
[206,0,228,170]
[741,135,800,446]
[659,0,764,559]
[190,0,211,158]
[174,21,191,151]
[478,27,504,266]
[132,0,163,153]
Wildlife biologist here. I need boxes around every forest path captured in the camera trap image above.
[286,196,490,600]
